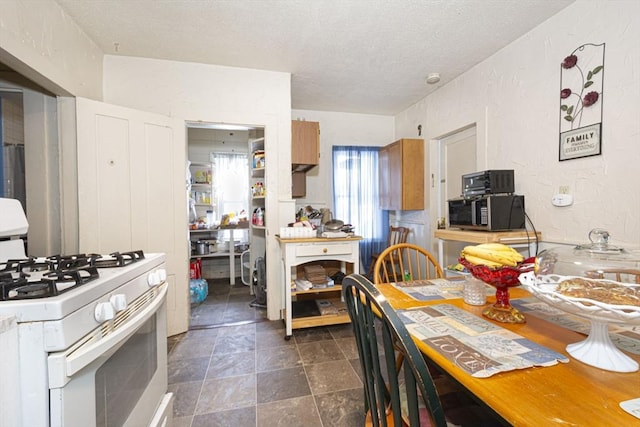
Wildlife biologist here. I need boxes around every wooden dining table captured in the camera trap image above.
[376,283,640,426]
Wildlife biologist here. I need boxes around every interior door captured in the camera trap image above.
[75,97,189,336]
[439,126,476,266]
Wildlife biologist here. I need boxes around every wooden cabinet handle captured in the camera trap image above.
[323,248,328,253]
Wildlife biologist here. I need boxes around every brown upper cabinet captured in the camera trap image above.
[292,120,320,172]
[379,138,424,210]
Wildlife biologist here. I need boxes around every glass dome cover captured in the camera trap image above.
[535,228,640,281]
[520,228,640,372]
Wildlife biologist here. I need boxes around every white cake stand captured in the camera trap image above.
[519,272,640,373]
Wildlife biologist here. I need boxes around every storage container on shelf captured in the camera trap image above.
[253,150,265,168]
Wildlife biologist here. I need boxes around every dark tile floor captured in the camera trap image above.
[167,278,365,427]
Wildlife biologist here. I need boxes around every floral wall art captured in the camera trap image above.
[559,43,605,161]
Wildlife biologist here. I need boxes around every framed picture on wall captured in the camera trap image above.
[558,43,605,162]
[559,123,601,161]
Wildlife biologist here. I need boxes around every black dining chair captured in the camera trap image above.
[342,273,447,426]
[343,273,502,427]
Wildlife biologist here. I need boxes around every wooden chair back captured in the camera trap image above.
[367,227,411,278]
[373,243,444,284]
[388,226,411,247]
[342,273,447,427]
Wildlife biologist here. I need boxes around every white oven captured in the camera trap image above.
[1,199,173,426]
[0,251,173,427]
[48,281,171,427]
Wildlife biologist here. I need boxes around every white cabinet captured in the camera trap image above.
[277,236,361,339]
[0,316,20,426]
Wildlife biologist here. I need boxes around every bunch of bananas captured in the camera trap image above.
[461,243,524,268]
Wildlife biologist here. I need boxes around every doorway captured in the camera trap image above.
[186,122,267,328]
[186,124,251,282]
[437,125,477,267]
[0,91,26,207]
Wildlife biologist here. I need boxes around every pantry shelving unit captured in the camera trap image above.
[188,162,215,224]
[188,158,251,285]
[248,136,267,290]
[189,226,249,285]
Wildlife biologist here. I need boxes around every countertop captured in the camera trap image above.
[276,235,362,243]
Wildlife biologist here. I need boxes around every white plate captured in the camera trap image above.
[519,272,640,372]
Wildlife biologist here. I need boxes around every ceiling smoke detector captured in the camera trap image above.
[426,73,441,84]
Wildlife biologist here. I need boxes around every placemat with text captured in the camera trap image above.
[398,304,569,378]
[392,277,494,301]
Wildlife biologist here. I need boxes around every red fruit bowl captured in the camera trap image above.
[458,257,536,323]
[458,257,536,287]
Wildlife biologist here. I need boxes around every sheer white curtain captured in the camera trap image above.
[210,152,249,221]
[332,146,389,273]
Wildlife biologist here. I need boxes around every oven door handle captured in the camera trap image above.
[48,282,168,388]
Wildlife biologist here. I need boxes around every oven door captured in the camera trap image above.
[48,283,172,427]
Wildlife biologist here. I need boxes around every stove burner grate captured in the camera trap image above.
[1,258,55,274]
[45,266,99,284]
[0,266,100,301]
[1,277,57,300]
[47,253,93,270]
[0,250,146,301]
[14,282,55,298]
[90,250,145,268]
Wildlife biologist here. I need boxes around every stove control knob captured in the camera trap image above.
[95,302,116,323]
[147,269,167,287]
[147,271,159,286]
[110,294,127,312]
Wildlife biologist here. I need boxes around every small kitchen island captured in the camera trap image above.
[276,235,362,339]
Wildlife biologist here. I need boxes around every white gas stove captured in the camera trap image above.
[0,251,166,344]
[0,199,173,427]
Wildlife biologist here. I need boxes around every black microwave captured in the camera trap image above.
[448,194,525,231]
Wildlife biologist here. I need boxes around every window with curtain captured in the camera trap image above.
[210,152,249,224]
[332,146,389,273]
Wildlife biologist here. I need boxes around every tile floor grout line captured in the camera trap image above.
[186,335,214,427]
[304,340,327,427]
[189,317,269,330]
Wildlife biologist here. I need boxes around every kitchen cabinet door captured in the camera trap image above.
[379,138,424,210]
[75,97,189,336]
[291,120,319,170]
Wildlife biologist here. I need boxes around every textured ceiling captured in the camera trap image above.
[55,0,575,115]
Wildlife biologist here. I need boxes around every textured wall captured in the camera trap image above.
[0,0,103,98]
[396,0,640,249]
